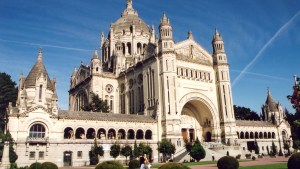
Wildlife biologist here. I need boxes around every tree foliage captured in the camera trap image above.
[190,137,206,162]
[82,93,109,112]
[0,72,18,131]
[233,105,260,120]
[110,142,121,159]
[0,131,18,163]
[89,139,104,165]
[157,139,176,162]
[133,141,139,158]
[254,139,260,154]
[121,144,132,165]
[287,77,300,150]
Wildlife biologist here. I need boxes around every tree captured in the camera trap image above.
[270,140,277,156]
[184,139,192,161]
[110,142,121,159]
[157,139,176,162]
[0,131,18,163]
[287,77,300,150]
[133,141,139,158]
[0,72,18,131]
[89,138,104,165]
[233,105,260,121]
[190,137,206,162]
[121,144,132,165]
[254,139,260,154]
[82,93,109,112]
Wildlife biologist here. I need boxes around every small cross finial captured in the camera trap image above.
[188,31,193,39]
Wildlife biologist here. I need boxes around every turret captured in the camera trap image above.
[158,12,174,53]
[91,49,102,75]
[262,88,284,125]
[212,29,227,65]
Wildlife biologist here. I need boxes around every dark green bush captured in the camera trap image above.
[252,156,256,160]
[10,163,17,169]
[288,152,300,169]
[18,167,29,169]
[128,159,140,169]
[158,162,190,169]
[95,161,124,169]
[235,154,241,159]
[217,156,239,169]
[29,162,42,169]
[41,162,58,169]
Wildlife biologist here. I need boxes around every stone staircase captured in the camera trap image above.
[173,142,242,162]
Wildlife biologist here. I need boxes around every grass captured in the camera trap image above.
[240,163,287,169]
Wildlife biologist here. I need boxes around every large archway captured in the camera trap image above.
[180,99,217,143]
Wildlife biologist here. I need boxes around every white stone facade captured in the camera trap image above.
[6,0,292,167]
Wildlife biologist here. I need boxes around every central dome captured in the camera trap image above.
[111,0,150,35]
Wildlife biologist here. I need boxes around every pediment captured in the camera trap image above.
[175,39,212,65]
[18,105,58,118]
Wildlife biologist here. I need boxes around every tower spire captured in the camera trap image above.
[38,48,43,61]
[122,0,137,16]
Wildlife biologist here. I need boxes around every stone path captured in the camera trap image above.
[59,156,289,169]
[189,156,288,169]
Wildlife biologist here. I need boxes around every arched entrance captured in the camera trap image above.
[180,99,216,143]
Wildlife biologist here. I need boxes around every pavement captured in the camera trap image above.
[59,156,289,169]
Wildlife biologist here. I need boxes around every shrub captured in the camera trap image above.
[158,162,190,169]
[245,154,251,159]
[235,154,241,159]
[288,152,300,169]
[18,167,29,169]
[95,161,124,169]
[41,162,58,169]
[10,163,17,169]
[29,162,42,169]
[252,156,256,160]
[128,159,140,169]
[217,156,239,169]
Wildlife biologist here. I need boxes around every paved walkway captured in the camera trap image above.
[59,156,289,169]
[189,156,288,169]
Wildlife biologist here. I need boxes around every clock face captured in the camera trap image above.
[105,84,113,93]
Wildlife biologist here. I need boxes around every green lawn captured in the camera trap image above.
[240,163,287,169]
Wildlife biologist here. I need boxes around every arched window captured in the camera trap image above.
[245,132,249,139]
[127,129,135,140]
[118,129,126,140]
[136,129,144,140]
[250,132,254,139]
[75,127,85,139]
[145,130,152,140]
[108,129,116,139]
[86,128,96,139]
[64,127,74,139]
[29,124,45,138]
[97,128,106,139]
[240,132,244,139]
[272,132,276,139]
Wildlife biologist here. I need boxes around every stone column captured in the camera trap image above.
[1,141,10,169]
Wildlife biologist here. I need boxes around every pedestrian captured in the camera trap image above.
[139,155,145,169]
[212,153,215,161]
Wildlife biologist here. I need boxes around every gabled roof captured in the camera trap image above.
[24,49,54,91]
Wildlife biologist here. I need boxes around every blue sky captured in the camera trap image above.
[0,0,300,114]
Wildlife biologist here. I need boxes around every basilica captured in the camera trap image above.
[6,0,292,167]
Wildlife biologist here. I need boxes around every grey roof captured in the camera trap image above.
[24,50,54,91]
[212,29,223,42]
[111,1,150,34]
[265,88,278,112]
[58,110,156,123]
[236,120,274,127]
